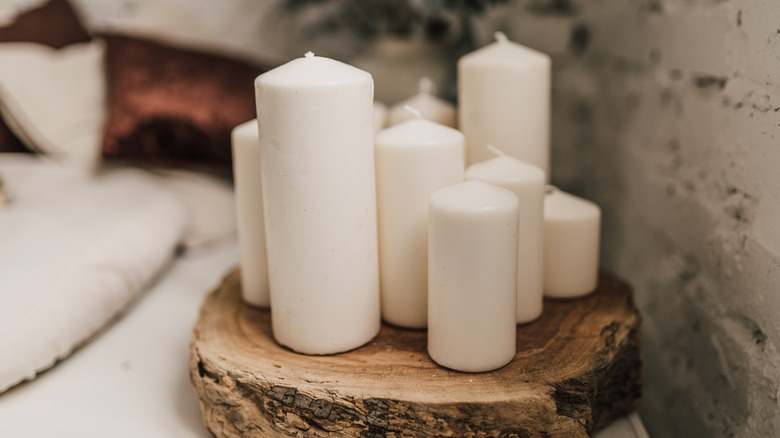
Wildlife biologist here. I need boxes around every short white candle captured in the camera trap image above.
[375,110,464,329]
[231,119,270,307]
[465,146,545,324]
[255,52,380,354]
[544,187,601,298]
[458,32,551,177]
[373,101,388,134]
[388,78,456,128]
[428,180,518,372]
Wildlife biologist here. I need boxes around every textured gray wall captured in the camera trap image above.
[490,0,780,436]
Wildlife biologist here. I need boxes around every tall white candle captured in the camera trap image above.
[544,187,601,298]
[458,32,551,177]
[375,112,464,329]
[255,53,380,354]
[428,180,518,372]
[388,78,456,128]
[231,119,270,307]
[465,147,545,324]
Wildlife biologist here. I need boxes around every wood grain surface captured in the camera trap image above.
[190,268,642,437]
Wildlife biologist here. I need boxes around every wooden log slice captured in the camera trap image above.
[190,268,642,438]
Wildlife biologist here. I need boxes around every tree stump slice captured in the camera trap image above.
[190,268,642,438]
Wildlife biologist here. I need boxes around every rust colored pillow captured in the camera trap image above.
[0,0,90,153]
[101,36,269,169]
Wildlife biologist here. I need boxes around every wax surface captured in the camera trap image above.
[255,54,380,354]
[458,34,551,177]
[388,79,455,128]
[544,188,601,298]
[428,180,518,372]
[466,154,545,323]
[375,118,464,328]
[231,119,269,307]
[373,101,387,134]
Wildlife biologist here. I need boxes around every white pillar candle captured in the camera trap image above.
[375,113,464,329]
[458,32,551,177]
[544,187,601,298]
[373,101,387,135]
[231,119,270,307]
[388,78,456,128]
[255,52,380,355]
[465,146,545,324]
[428,180,518,372]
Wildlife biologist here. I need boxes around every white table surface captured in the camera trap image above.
[0,237,647,437]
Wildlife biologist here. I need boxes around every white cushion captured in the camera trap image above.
[0,40,106,170]
[0,156,186,392]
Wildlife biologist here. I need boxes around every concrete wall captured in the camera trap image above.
[493,0,780,436]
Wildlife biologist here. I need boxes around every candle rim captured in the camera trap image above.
[465,154,545,183]
[375,118,464,145]
[430,180,519,214]
[231,118,258,137]
[544,189,601,220]
[231,119,260,149]
[256,55,372,88]
[457,40,551,66]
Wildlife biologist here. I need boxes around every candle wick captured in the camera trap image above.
[545,185,557,195]
[494,31,509,44]
[404,105,422,120]
[419,77,435,95]
[486,144,506,157]
[304,51,315,58]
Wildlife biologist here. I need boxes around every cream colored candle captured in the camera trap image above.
[373,101,387,134]
[255,52,380,354]
[375,112,464,329]
[544,187,601,298]
[388,78,456,128]
[465,146,544,324]
[231,119,270,307]
[458,32,551,176]
[428,180,518,372]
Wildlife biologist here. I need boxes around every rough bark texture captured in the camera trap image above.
[190,268,641,438]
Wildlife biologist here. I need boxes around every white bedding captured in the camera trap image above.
[0,40,106,171]
[0,156,186,392]
[0,236,239,438]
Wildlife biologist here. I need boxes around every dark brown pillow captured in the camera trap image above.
[0,0,90,48]
[0,0,90,153]
[0,119,27,153]
[101,35,269,170]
